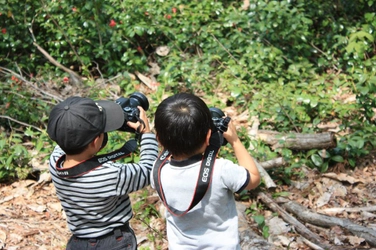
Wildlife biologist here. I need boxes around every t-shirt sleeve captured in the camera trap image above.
[218,158,250,193]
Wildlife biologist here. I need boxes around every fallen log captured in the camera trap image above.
[256,130,337,150]
[259,157,285,170]
[257,192,332,249]
[254,160,276,189]
[282,200,376,247]
[317,205,376,215]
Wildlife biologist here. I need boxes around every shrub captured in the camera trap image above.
[0,0,375,182]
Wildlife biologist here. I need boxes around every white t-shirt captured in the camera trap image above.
[151,155,250,249]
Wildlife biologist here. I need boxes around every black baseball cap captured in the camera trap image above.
[47,96,124,151]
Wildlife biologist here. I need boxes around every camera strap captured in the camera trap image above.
[152,131,221,217]
[55,139,138,178]
[134,117,146,142]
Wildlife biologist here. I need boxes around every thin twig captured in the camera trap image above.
[0,66,63,102]
[94,4,103,47]
[0,115,43,132]
[134,217,168,242]
[310,42,339,71]
[39,0,91,79]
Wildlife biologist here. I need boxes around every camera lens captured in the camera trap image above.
[129,92,149,111]
[209,107,225,119]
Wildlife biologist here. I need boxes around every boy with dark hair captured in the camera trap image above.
[47,96,158,250]
[151,92,261,249]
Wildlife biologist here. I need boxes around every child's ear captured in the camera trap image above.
[92,134,102,150]
[206,129,211,146]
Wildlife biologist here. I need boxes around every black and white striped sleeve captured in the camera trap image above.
[116,133,159,194]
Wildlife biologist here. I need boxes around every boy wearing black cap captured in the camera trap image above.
[47,96,158,250]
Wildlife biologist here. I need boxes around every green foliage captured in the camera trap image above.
[253,215,269,239]
[0,79,50,129]
[0,131,32,181]
[0,0,375,182]
[246,203,269,239]
[133,190,160,222]
[0,77,53,182]
[132,189,164,245]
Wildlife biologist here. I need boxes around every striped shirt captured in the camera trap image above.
[49,133,158,238]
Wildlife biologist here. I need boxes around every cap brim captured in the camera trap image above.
[96,100,124,132]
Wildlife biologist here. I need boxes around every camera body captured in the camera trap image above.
[116,92,149,133]
[209,107,231,146]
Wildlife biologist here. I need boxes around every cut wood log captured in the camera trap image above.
[257,192,332,249]
[259,157,285,170]
[256,130,337,150]
[282,200,376,247]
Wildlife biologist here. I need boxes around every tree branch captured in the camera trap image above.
[0,115,43,132]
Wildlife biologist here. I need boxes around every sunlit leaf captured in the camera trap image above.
[311,154,323,167]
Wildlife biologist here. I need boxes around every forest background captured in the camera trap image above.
[0,0,376,249]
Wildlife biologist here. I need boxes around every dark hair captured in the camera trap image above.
[61,143,89,155]
[154,93,213,156]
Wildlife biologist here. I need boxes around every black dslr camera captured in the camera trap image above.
[209,107,231,146]
[116,92,149,133]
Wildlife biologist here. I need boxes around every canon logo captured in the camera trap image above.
[57,171,69,176]
[202,167,210,182]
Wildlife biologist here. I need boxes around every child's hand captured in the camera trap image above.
[223,120,240,146]
[223,119,261,190]
[127,106,151,133]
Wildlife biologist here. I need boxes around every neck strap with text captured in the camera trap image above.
[55,139,138,178]
[153,133,221,217]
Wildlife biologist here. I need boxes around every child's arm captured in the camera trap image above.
[223,121,261,190]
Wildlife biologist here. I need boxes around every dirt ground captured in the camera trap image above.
[0,152,375,250]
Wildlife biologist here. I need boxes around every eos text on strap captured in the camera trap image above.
[55,139,138,178]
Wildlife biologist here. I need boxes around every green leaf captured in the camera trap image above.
[311,154,323,167]
[331,155,344,162]
[356,139,365,149]
[262,225,270,238]
[348,158,356,167]
[24,128,34,137]
[310,98,318,108]
[13,145,26,156]
[6,155,13,166]
[359,86,369,95]
[252,215,265,226]
[320,162,329,172]
[318,150,330,159]
[0,139,6,149]
[273,191,290,198]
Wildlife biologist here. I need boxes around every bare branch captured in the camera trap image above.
[0,115,43,132]
[0,66,63,102]
[32,42,82,86]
